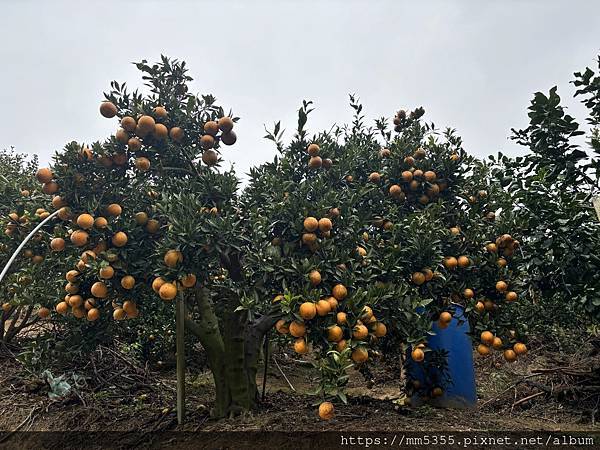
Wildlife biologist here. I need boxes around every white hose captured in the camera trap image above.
[0,209,60,284]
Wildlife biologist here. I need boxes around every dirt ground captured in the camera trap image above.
[0,340,598,448]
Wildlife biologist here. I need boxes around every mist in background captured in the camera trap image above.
[0,0,598,178]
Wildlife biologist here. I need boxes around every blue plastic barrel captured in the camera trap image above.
[407,304,477,408]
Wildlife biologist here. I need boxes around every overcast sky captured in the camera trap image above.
[1,1,599,179]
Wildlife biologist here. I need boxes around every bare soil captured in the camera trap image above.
[0,340,597,439]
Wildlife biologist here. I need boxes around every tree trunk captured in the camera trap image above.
[185,287,281,418]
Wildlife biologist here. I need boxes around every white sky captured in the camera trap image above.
[1,0,599,179]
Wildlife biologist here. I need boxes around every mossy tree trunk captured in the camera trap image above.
[185,284,280,418]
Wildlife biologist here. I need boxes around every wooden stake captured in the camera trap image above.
[176,292,186,424]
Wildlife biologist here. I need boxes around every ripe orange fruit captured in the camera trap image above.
[169,126,184,142]
[51,196,66,209]
[443,257,458,269]
[76,213,94,230]
[289,321,306,338]
[122,300,137,315]
[128,137,142,151]
[137,115,156,136]
[505,291,518,302]
[218,116,234,133]
[68,295,83,307]
[302,217,318,233]
[36,168,53,183]
[411,347,425,362]
[307,143,320,156]
[100,101,117,118]
[492,337,503,350]
[457,256,470,268]
[70,230,89,247]
[439,311,452,323]
[497,258,507,268]
[503,349,517,362]
[309,270,321,286]
[368,172,381,183]
[431,387,444,398]
[332,284,347,301]
[164,250,183,267]
[480,331,494,345]
[146,219,160,234]
[316,299,331,316]
[414,147,426,159]
[412,272,426,285]
[275,320,289,334]
[159,282,178,301]
[496,281,508,292]
[50,237,65,251]
[356,246,367,258]
[42,181,59,195]
[135,157,151,172]
[299,302,317,320]
[389,184,404,199]
[200,134,215,150]
[87,308,100,321]
[38,307,50,319]
[327,296,338,310]
[181,274,197,288]
[121,116,136,132]
[106,204,122,217]
[203,121,219,136]
[463,288,474,299]
[91,282,108,298]
[351,347,369,363]
[99,266,115,279]
[513,342,527,355]
[111,231,128,247]
[91,216,107,229]
[475,301,485,313]
[153,106,167,118]
[65,270,80,283]
[153,123,168,140]
[32,255,44,264]
[336,312,347,325]
[308,156,323,168]
[293,338,308,354]
[336,339,347,352]
[115,128,129,144]
[56,301,69,315]
[477,344,491,356]
[113,308,126,320]
[327,325,343,342]
[318,401,334,420]
[486,243,497,253]
[352,324,369,340]
[202,149,218,166]
[450,227,460,236]
[424,171,436,182]
[318,217,332,233]
[121,275,135,290]
[152,277,166,293]
[374,322,387,337]
[401,170,413,182]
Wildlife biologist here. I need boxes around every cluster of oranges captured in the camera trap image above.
[477,330,528,362]
[99,101,236,171]
[301,215,333,252]
[275,282,387,365]
[306,143,332,170]
[151,249,198,302]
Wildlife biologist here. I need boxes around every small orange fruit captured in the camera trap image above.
[289,321,306,338]
[332,284,347,301]
[496,281,508,292]
[480,331,494,345]
[316,299,331,316]
[318,401,334,420]
[121,275,135,290]
[91,282,108,298]
[299,302,317,320]
[327,325,343,342]
[159,282,177,301]
[111,231,128,247]
[303,217,318,232]
[351,347,369,363]
[293,338,308,354]
[504,349,517,362]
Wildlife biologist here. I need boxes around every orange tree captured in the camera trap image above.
[242,98,528,407]
[0,149,65,342]
[25,57,529,419]
[489,57,600,328]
